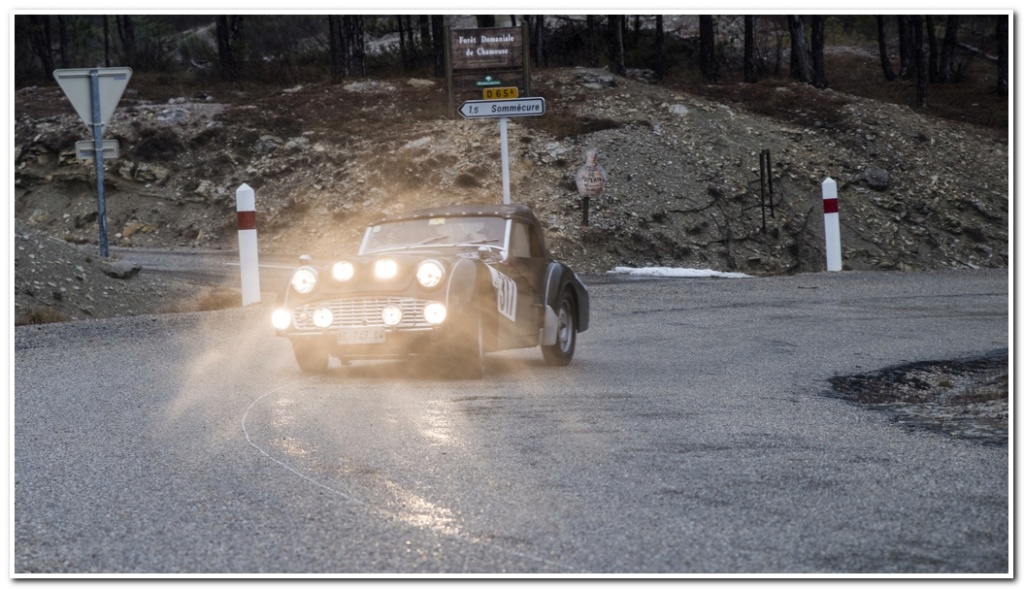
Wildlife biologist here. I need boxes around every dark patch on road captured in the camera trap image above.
[827,350,1008,446]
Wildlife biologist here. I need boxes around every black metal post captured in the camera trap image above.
[759,150,767,233]
[90,69,109,257]
[582,196,590,226]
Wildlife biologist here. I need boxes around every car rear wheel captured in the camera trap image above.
[542,289,577,366]
[292,338,329,373]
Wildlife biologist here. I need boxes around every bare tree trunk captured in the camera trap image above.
[419,15,430,57]
[811,15,827,88]
[609,15,625,75]
[27,15,54,75]
[997,15,1007,93]
[115,15,136,65]
[788,15,812,84]
[431,15,445,77]
[897,15,912,77]
[346,16,365,77]
[586,15,597,67]
[926,16,939,82]
[938,15,959,82]
[744,15,757,83]
[216,16,238,81]
[876,15,896,81]
[534,15,545,67]
[655,15,666,80]
[774,29,784,75]
[699,15,717,82]
[57,15,69,69]
[328,15,342,81]
[911,15,928,107]
[103,15,110,67]
[397,16,409,70]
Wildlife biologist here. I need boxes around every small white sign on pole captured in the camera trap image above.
[458,97,545,206]
[822,177,842,272]
[236,183,261,305]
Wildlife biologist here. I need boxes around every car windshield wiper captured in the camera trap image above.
[455,238,501,246]
[371,234,450,252]
[415,234,450,246]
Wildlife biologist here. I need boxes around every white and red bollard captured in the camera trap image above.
[822,177,841,272]
[236,183,261,305]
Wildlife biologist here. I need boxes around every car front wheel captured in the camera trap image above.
[542,289,577,366]
[447,306,484,379]
[292,338,329,373]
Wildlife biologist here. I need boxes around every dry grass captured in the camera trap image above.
[15,306,72,326]
[158,287,242,314]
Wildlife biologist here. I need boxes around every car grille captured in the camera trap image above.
[291,297,434,330]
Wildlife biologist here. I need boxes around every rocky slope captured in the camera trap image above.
[13,64,1010,321]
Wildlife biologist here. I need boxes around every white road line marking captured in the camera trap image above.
[241,378,365,505]
[241,378,574,571]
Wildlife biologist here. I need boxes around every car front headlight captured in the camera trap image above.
[291,266,318,294]
[382,304,403,326]
[416,260,445,288]
[423,302,447,325]
[312,307,334,328]
[374,258,398,280]
[332,261,355,281]
[271,308,292,330]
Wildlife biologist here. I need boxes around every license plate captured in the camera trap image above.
[337,328,386,345]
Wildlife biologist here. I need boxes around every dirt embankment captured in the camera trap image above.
[14,67,1008,278]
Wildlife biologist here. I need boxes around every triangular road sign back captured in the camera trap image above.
[53,67,132,129]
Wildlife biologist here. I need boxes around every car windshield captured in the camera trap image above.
[360,215,507,254]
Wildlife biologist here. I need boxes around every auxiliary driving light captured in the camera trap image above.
[382,304,403,326]
[291,267,318,294]
[374,258,398,280]
[312,307,334,328]
[271,308,292,330]
[332,261,355,281]
[423,302,447,325]
[416,260,445,288]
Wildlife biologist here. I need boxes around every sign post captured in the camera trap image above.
[458,98,546,205]
[54,67,132,257]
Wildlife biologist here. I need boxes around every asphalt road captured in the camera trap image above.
[13,268,1009,575]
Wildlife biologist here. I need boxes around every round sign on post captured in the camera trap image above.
[575,149,607,226]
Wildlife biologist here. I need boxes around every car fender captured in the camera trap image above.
[445,257,482,311]
[543,263,590,334]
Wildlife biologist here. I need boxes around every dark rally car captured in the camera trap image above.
[271,204,590,377]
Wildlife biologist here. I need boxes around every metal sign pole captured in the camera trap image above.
[500,117,510,204]
[89,69,110,257]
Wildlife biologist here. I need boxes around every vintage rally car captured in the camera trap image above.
[271,204,590,377]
